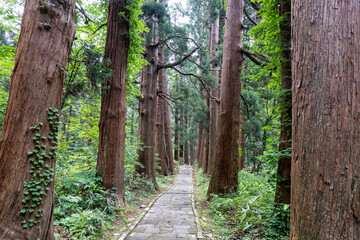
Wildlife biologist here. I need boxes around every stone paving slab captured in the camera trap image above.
[126,165,197,240]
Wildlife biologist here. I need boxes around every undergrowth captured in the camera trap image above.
[195,167,290,240]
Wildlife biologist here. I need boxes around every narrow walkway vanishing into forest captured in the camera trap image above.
[125,165,199,240]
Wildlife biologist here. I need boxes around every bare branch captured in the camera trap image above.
[171,67,219,103]
[158,47,199,70]
[92,23,107,34]
[244,7,257,26]
[76,3,93,24]
[156,35,207,52]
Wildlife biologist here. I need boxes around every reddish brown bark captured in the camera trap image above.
[208,0,243,195]
[163,81,174,174]
[136,19,159,187]
[155,46,168,175]
[200,97,209,173]
[275,0,291,205]
[97,0,129,206]
[291,0,360,238]
[207,14,220,175]
[0,0,75,238]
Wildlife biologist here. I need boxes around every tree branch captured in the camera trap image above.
[250,2,261,11]
[241,47,270,66]
[158,47,199,70]
[244,7,257,26]
[156,35,207,52]
[171,67,219,103]
[76,3,93,24]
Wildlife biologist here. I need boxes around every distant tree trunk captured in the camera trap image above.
[239,114,246,170]
[196,125,203,166]
[163,81,174,174]
[291,0,360,238]
[207,11,220,175]
[208,0,243,195]
[155,45,168,176]
[0,0,76,238]
[184,114,189,165]
[174,107,179,162]
[97,0,129,206]
[200,97,209,173]
[275,0,291,205]
[190,142,195,165]
[179,117,184,160]
[136,19,159,187]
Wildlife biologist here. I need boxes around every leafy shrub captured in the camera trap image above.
[205,168,290,240]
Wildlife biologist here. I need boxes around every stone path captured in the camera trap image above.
[125,165,198,240]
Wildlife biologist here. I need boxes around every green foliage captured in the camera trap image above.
[205,169,290,239]
[141,1,167,22]
[54,170,119,239]
[127,0,147,99]
[21,109,60,231]
[248,0,282,87]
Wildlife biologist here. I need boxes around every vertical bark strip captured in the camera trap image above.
[190,142,195,165]
[239,114,246,170]
[0,0,76,238]
[163,81,174,174]
[275,0,292,205]
[174,107,179,162]
[200,97,210,173]
[97,0,129,206]
[291,0,360,238]
[196,125,203,166]
[208,0,243,195]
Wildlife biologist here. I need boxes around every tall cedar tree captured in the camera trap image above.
[155,45,168,175]
[137,15,159,187]
[97,0,129,205]
[0,0,76,238]
[291,0,360,238]
[207,5,220,175]
[275,0,291,204]
[207,0,243,195]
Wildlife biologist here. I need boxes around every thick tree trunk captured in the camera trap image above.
[291,0,360,238]
[97,0,129,206]
[274,0,291,205]
[184,115,189,165]
[155,46,168,176]
[0,0,75,238]
[207,14,220,175]
[136,20,159,187]
[208,0,243,195]
[163,81,174,174]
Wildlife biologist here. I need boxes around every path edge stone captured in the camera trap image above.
[191,166,204,239]
[117,173,180,240]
